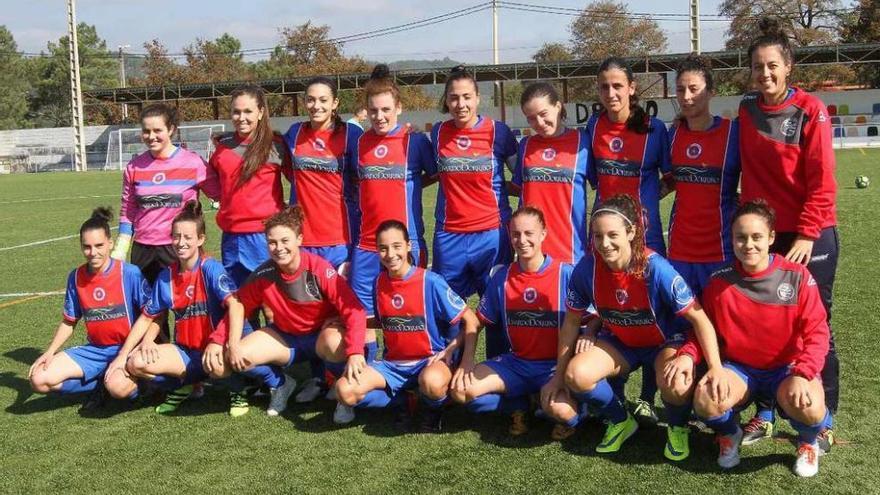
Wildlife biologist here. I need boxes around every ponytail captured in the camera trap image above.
[80,206,113,241]
[748,17,794,66]
[173,200,206,238]
[230,85,275,187]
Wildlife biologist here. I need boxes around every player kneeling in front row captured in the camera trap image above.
[208,206,369,423]
[541,194,726,460]
[107,201,248,416]
[451,206,574,439]
[29,207,151,411]
[335,220,478,432]
[683,200,831,477]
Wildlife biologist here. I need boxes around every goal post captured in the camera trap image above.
[104,124,225,170]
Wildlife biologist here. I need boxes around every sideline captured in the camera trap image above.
[0,294,51,310]
[0,227,118,252]
[0,291,65,298]
[0,194,117,205]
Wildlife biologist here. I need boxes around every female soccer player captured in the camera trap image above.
[685,200,830,477]
[29,207,150,409]
[430,66,517,303]
[737,18,838,448]
[513,81,590,265]
[206,206,367,423]
[667,54,740,297]
[348,64,434,319]
[450,206,573,437]
[335,220,478,432]
[586,57,673,423]
[113,104,218,339]
[541,194,724,460]
[107,201,247,415]
[208,85,290,287]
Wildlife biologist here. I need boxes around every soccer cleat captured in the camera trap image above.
[509,410,529,436]
[664,425,691,461]
[267,375,297,417]
[333,403,356,424]
[741,416,774,446]
[794,442,820,477]
[418,408,444,434]
[392,405,412,432]
[632,399,659,429]
[155,384,193,414]
[716,426,744,469]
[817,427,834,455]
[229,391,250,418]
[325,387,338,401]
[190,382,205,399]
[596,413,639,453]
[80,383,108,412]
[551,423,576,441]
[295,377,325,403]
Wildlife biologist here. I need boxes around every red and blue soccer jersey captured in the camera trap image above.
[207,133,289,234]
[668,117,741,263]
[373,266,467,362]
[62,260,150,346]
[143,257,236,351]
[284,122,363,247]
[738,87,837,238]
[431,117,517,233]
[477,256,573,361]
[513,128,591,264]
[209,250,366,356]
[567,249,694,348]
[681,256,830,380]
[354,126,434,251]
[586,113,671,254]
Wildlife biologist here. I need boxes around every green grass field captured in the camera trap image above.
[1,150,878,493]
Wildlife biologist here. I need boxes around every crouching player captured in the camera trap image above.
[541,194,724,460]
[450,206,573,438]
[107,201,247,415]
[208,206,368,423]
[335,220,479,432]
[28,207,151,410]
[682,200,831,477]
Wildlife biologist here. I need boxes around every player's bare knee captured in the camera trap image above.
[334,379,359,407]
[564,366,595,394]
[29,373,52,394]
[693,387,723,418]
[316,332,345,363]
[546,400,575,422]
[449,387,467,404]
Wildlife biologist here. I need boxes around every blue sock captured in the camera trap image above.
[640,367,658,403]
[467,393,503,414]
[222,373,248,393]
[127,388,139,400]
[822,411,833,429]
[243,365,283,389]
[791,411,829,444]
[663,400,691,428]
[755,406,775,423]
[325,361,346,378]
[364,341,379,363]
[564,414,581,428]
[59,377,98,395]
[420,394,447,410]
[573,379,627,424]
[609,375,626,400]
[149,375,184,391]
[704,409,739,436]
[357,389,393,409]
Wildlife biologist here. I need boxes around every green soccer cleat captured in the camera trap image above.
[632,398,659,429]
[664,425,691,461]
[229,391,250,418]
[155,384,193,414]
[596,413,639,453]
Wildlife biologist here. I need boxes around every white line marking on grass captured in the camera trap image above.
[0,291,64,298]
[0,194,117,205]
[0,226,118,251]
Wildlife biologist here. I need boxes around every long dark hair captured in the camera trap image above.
[306,76,345,132]
[440,65,479,113]
[674,54,715,124]
[597,57,649,134]
[591,194,647,278]
[375,219,415,267]
[230,85,274,187]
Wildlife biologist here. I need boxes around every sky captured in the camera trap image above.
[9,0,733,65]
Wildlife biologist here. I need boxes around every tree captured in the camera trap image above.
[840,0,880,87]
[532,42,573,63]
[568,1,667,59]
[0,26,29,130]
[135,39,186,86]
[183,33,251,84]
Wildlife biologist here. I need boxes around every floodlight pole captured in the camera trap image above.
[67,0,87,172]
[492,0,506,122]
[690,0,701,53]
[118,45,130,122]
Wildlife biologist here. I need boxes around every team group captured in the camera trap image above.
[27,19,838,477]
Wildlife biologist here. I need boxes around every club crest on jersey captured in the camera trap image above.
[313,138,327,152]
[818,111,827,123]
[93,287,106,301]
[185,285,195,299]
[456,136,472,151]
[780,118,798,138]
[218,274,233,293]
[671,276,693,306]
[542,148,557,162]
[374,144,389,159]
[686,143,702,159]
[447,287,465,310]
[152,172,166,184]
[523,287,538,304]
[391,293,405,310]
[326,268,336,279]
[615,289,628,305]
[609,137,624,153]
[141,279,152,299]
[777,282,795,302]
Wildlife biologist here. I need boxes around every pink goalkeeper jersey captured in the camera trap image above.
[119,147,219,246]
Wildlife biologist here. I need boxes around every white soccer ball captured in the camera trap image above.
[855,175,870,189]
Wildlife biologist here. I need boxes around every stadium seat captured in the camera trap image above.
[873,103,880,114]
[512,128,522,137]
[856,115,867,124]
[833,127,844,138]
[839,104,850,115]
[846,126,859,137]
[828,105,837,116]
[831,116,841,125]
[424,123,433,133]
[868,126,878,137]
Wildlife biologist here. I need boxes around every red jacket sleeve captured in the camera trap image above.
[791,271,830,380]
[676,329,704,365]
[321,267,366,357]
[207,281,263,346]
[797,98,837,239]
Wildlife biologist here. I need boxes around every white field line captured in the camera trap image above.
[0,226,118,252]
[0,291,64,298]
[0,194,117,205]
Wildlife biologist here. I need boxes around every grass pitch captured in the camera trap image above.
[0,149,878,493]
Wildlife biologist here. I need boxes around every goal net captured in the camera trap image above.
[104,124,225,170]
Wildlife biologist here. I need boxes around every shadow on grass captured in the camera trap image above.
[4,347,41,366]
